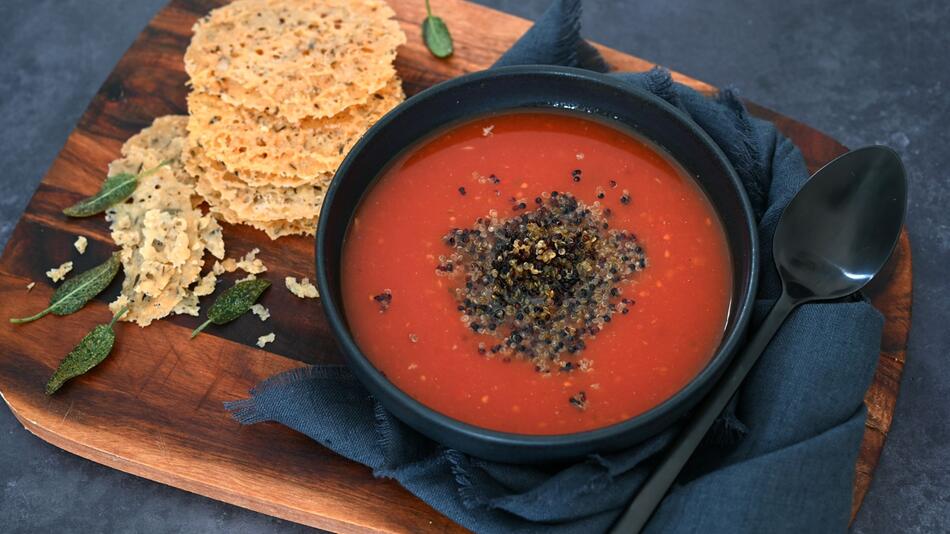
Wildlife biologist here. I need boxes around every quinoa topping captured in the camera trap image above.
[569,390,588,410]
[437,192,647,370]
[373,289,392,313]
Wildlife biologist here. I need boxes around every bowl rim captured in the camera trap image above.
[316,64,759,453]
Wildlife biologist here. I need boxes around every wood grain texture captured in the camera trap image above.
[0,0,910,531]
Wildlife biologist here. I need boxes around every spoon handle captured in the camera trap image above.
[609,291,798,534]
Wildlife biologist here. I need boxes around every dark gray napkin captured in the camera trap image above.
[226,1,883,532]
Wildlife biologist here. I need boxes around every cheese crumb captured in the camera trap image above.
[256,332,276,348]
[26,281,36,291]
[482,125,494,137]
[236,248,267,274]
[74,236,88,254]
[250,303,270,321]
[213,250,267,279]
[46,261,73,283]
[193,271,217,296]
[285,276,319,299]
[218,258,237,273]
[236,273,257,283]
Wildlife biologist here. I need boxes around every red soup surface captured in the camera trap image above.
[341,111,732,435]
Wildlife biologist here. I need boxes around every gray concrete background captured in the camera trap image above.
[0,0,947,532]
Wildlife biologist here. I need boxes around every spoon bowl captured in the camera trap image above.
[775,146,907,301]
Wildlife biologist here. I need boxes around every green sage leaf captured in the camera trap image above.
[191,278,271,339]
[422,0,453,58]
[10,252,121,324]
[63,160,171,217]
[45,306,127,395]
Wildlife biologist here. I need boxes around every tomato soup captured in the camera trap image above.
[341,111,732,435]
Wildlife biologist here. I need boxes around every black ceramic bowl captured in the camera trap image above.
[316,65,758,463]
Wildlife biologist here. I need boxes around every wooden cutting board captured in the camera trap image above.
[0,0,911,531]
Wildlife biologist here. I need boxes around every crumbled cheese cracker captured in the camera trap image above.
[285,276,319,299]
[26,281,36,291]
[250,303,270,321]
[104,115,227,327]
[256,332,276,348]
[74,235,88,254]
[46,261,73,283]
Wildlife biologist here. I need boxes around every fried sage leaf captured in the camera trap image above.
[63,160,170,217]
[422,0,453,58]
[10,252,121,324]
[46,306,128,395]
[191,278,271,339]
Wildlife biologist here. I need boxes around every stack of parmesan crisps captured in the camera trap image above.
[182,0,407,239]
[105,116,226,326]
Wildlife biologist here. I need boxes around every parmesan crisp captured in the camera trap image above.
[105,116,226,326]
[184,0,405,122]
[181,0,406,239]
[187,78,404,180]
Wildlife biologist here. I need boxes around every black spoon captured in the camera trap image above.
[610,146,907,533]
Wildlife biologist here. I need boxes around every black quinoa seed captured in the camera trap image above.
[373,290,393,313]
[569,391,587,410]
[438,192,647,367]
